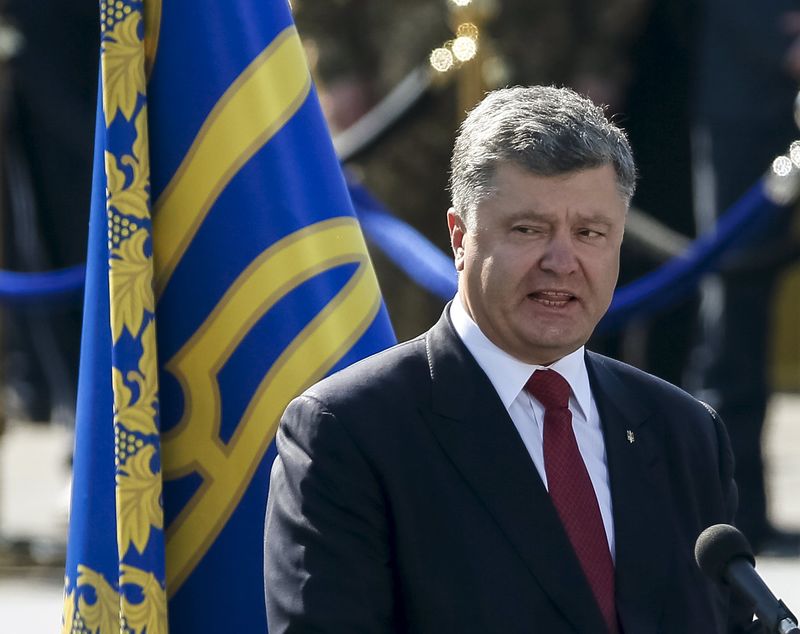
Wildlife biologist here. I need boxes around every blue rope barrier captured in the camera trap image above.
[597,179,782,333]
[348,179,458,299]
[0,265,86,304]
[0,172,785,320]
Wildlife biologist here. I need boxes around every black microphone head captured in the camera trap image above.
[695,524,755,584]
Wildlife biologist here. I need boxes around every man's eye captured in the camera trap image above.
[578,229,604,239]
[513,226,541,234]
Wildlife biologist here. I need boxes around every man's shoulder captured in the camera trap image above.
[587,351,712,417]
[278,331,437,457]
[305,332,431,411]
[587,352,728,478]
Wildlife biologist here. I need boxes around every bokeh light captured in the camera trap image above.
[430,47,455,72]
[452,36,477,62]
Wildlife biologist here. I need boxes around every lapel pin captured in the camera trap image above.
[626,430,635,444]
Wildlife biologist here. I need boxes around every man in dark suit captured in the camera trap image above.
[265,86,756,632]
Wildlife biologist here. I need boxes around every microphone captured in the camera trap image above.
[695,524,800,634]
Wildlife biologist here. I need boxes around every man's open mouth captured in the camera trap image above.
[528,291,575,307]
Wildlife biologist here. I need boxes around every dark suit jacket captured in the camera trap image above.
[265,309,755,633]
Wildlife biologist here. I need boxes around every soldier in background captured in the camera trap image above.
[686,0,800,556]
[1,0,97,427]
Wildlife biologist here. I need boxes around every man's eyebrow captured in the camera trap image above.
[505,209,616,225]
[576,212,615,226]
[505,209,551,222]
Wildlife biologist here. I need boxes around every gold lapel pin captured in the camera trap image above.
[626,430,635,444]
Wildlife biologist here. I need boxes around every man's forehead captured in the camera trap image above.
[502,207,620,224]
[480,165,626,212]
[487,160,622,187]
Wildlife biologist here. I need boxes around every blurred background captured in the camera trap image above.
[3,0,800,629]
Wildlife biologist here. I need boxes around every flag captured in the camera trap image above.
[63,0,396,631]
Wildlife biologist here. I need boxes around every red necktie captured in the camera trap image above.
[526,369,618,633]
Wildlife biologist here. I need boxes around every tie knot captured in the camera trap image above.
[525,369,571,410]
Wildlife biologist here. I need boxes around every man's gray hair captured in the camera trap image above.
[450,85,636,227]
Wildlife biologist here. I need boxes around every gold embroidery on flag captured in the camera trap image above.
[117,444,163,555]
[112,322,158,437]
[63,3,168,632]
[101,12,145,125]
[105,108,150,222]
[62,565,168,634]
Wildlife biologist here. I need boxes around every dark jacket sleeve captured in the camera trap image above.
[264,394,395,633]
[708,405,738,530]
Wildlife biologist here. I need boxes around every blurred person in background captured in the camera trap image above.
[606,0,697,386]
[686,0,800,556]
[0,1,97,559]
[0,0,97,428]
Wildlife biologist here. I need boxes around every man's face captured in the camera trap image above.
[448,163,626,365]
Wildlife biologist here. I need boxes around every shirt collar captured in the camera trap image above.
[450,295,591,420]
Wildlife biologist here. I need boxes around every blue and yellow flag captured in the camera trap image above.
[63,1,395,631]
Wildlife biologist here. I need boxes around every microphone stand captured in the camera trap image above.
[756,595,800,634]
[775,608,800,634]
[723,558,799,633]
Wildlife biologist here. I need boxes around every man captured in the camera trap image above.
[265,86,755,632]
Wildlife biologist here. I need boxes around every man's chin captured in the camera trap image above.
[510,336,586,366]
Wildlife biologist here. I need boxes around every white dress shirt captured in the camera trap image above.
[450,296,616,558]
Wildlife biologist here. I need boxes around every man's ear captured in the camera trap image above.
[447,207,466,272]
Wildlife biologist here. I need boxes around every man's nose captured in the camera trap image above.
[539,233,578,274]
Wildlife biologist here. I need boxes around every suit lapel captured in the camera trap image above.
[587,352,671,633]
[422,310,609,633]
